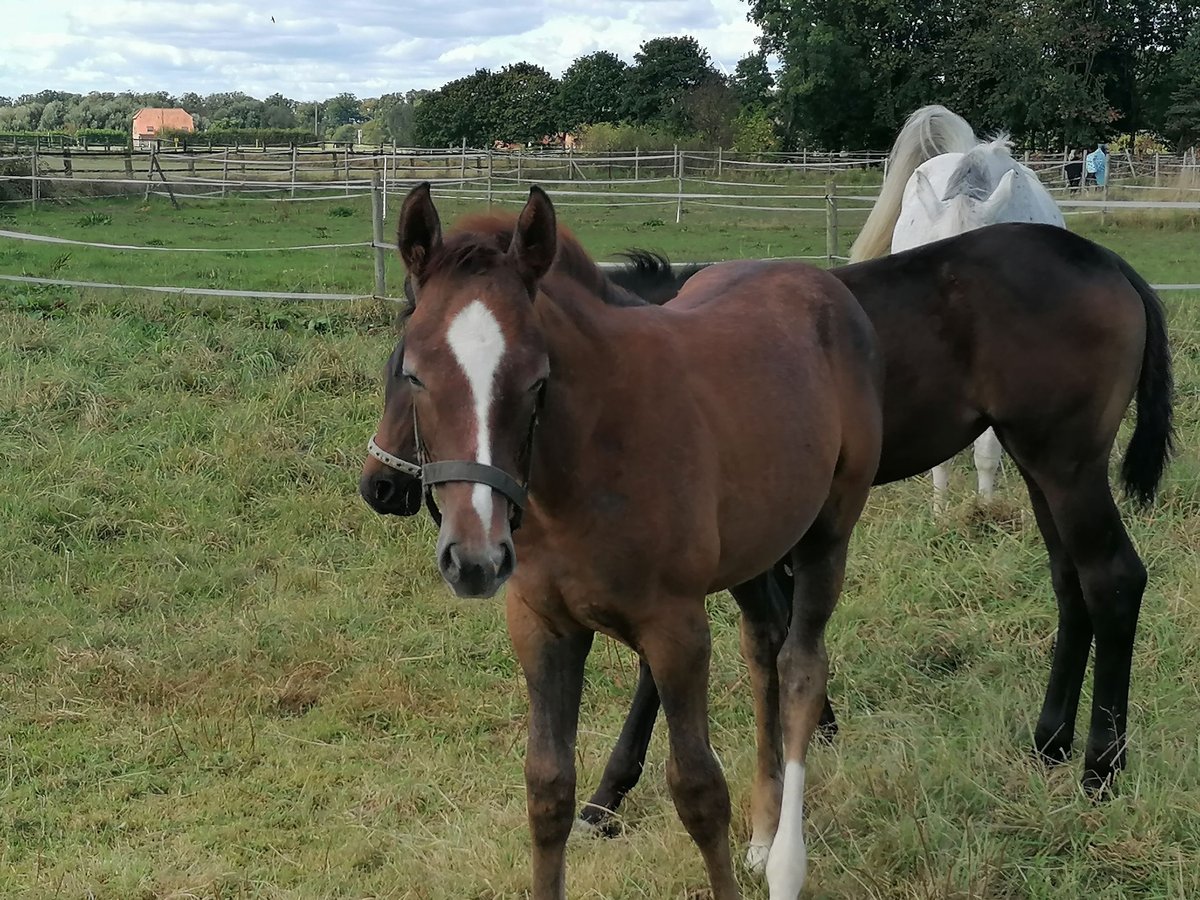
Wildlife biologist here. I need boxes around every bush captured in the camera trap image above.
[175,128,317,147]
[575,122,711,152]
[732,109,780,155]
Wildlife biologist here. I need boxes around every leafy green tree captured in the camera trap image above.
[1164,21,1200,146]
[262,93,298,129]
[732,51,774,111]
[322,92,365,131]
[412,70,497,146]
[627,36,721,133]
[37,100,67,131]
[492,62,559,142]
[557,51,629,130]
[684,80,738,146]
[732,107,780,153]
[751,0,955,149]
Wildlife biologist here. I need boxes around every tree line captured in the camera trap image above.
[3,1,1199,152]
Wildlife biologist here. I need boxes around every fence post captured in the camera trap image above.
[31,139,39,211]
[221,150,229,198]
[382,148,389,220]
[371,172,387,299]
[460,137,467,183]
[487,149,494,209]
[290,143,298,198]
[343,145,351,196]
[676,149,684,224]
[144,150,155,201]
[62,146,72,179]
[717,146,723,178]
[673,143,679,179]
[1101,169,1109,227]
[1154,152,1160,188]
[825,173,839,266]
[516,151,522,185]
[124,146,134,181]
[634,147,639,181]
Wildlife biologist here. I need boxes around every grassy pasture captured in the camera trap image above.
[0,194,1198,899]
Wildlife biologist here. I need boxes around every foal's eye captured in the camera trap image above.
[403,372,425,389]
[529,378,546,395]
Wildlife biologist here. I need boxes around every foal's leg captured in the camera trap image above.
[731,572,790,873]
[579,562,841,834]
[641,605,741,900]
[973,427,1004,501]
[767,517,858,899]
[507,596,594,900]
[1005,447,1147,792]
[579,656,659,833]
[1015,467,1094,765]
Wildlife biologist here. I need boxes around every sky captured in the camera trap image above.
[1,0,762,101]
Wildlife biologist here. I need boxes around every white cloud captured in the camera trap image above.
[0,0,761,100]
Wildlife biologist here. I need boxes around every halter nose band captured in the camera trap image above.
[422,460,530,515]
[367,435,422,477]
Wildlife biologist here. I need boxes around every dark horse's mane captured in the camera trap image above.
[397,212,707,326]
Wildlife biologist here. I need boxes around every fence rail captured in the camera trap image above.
[3,145,1200,304]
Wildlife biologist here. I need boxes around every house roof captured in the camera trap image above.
[133,108,195,133]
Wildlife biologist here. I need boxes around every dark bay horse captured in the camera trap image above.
[391,182,883,898]
[362,220,1173,816]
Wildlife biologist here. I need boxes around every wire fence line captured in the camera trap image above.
[3,151,1200,304]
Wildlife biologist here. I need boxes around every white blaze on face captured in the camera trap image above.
[445,300,507,529]
[765,761,807,899]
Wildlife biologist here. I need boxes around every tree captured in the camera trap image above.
[557,51,629,130]
[322,92,365,131]
[732,107,780,153]
[751,0,957,149]
[732,51,774,111]
[492,62,559,142]
[1164,21,1200,147]
[38,100,67,131]
[412,70,497,146]
[380,91,427,145]
[262,93,298,128]
[626,36,722,133]
[684,80,738,146]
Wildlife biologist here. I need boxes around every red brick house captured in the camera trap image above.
[132,108,195,149]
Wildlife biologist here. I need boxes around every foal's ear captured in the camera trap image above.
[398,182,442,283]
[509,185,557,291]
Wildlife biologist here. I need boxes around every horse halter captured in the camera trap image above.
[413,381,545,532]
[366,435,422,478]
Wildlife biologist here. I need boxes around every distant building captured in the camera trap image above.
[132,108,195,149]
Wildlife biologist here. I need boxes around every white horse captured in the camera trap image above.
[850,105,1065,511]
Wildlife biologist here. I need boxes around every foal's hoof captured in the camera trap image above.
[745,841,770,875]
[577,804,623,838]
[816,716,838,745]
[817,697,838,745]
[1082,747,1126,800]
[1031,738,1072,768]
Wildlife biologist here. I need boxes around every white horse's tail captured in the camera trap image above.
[849,105,978,262]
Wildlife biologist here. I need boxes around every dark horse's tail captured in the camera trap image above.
[1113,253,1175,506]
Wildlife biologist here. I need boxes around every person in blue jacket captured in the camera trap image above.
[1085,142,1108,187]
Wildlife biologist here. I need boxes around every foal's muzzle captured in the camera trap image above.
[360,435,423,516]
[437,535,516,599]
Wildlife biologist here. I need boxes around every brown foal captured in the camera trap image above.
[391,182,883,898]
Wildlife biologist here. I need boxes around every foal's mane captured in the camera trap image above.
[397,212,654,327]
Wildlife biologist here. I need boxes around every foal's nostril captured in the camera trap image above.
[373,477,395,504]
[440,543,461,581]
[496,541,515,581]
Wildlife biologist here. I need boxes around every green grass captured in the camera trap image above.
[0,198,1198,898]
